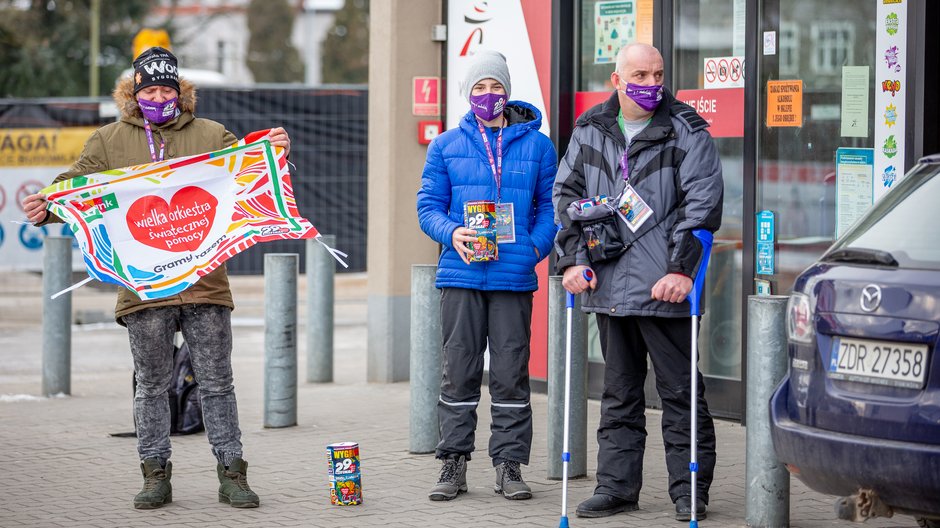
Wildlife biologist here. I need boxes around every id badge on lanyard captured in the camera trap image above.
[478,121,516,243]
[616,148,654,233]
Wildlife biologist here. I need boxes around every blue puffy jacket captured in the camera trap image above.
[417,101,558,291]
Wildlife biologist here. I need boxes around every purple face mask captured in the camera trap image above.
[622,82,663,112]
[469,92,507,122]
[138,97,179,124]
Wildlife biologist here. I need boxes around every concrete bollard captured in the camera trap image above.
[264,253,298,428]
[409,265,442,454]
[306,235,335,383]
[42,236,72,397]
[547,275,588,480]
[745,295,791,528]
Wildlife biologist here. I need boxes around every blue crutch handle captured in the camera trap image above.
[688,230,713,316]
[566,268,594,308]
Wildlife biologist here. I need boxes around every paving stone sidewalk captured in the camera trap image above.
[0,272,911,527]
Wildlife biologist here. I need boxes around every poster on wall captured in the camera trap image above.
[835,148,875,237]
[593,1,635,64]
[766,80,803,127]
[446,0,551,135]
[840,66,870,138]
[873,0,907,200]
[0,127,97,271]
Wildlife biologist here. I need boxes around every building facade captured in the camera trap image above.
[372,0,938,419]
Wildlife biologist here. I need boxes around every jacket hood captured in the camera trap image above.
[459,100,543,145]
[113,75,198,122]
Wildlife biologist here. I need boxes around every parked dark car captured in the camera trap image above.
[771,154,940,527]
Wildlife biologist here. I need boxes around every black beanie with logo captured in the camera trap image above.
[133,46,180,94]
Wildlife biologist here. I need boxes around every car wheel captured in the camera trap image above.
[917,517,940,528]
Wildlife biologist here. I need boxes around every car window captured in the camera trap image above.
[832,163,940,270]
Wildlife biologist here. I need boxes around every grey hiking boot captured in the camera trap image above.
[134,459,172,509]
[217,458,260,508]
[494,460,532,500]
[428,455,468,501]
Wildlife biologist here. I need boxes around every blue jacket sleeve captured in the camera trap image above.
[416,137,461,247]
[530,138,559,261]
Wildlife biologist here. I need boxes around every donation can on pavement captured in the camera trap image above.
[327,442,363,505]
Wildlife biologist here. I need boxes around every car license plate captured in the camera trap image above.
[829,337,929,389]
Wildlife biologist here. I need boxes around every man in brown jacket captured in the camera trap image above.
[21,47,291,510]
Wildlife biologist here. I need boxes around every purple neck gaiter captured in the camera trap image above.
[469,93,507,122]
[138,97,179,124]
[623,83,663,112]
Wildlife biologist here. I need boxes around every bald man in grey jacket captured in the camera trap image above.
[553,43,723,521]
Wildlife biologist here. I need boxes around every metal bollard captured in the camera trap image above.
[409,265,442,454]
[547,275,588,479]
[42,236,72,396]
[745,295,791,528]
[264,253,298,428]
[306,235,335,383]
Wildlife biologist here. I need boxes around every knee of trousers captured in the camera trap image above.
[195,379,235,397]
[656,382,696,405]
[193,367,235,395]
[490,399,531,414]
[135,375,172,399]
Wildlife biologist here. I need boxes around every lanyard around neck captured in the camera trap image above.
[476,119,504,202]
[143,118,165,163]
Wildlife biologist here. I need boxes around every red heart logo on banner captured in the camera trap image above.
[126,186,218,253]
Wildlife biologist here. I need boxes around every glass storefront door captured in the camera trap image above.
[672,0,747,417]
[573,0,746,417]
[566,0,932,421]
[758,0,878,294]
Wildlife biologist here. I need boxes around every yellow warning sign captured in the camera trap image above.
[766,80,803,127]
[0,127,97,167]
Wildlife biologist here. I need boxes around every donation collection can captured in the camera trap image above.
[327,442,363,505]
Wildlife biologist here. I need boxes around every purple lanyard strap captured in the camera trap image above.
[477,121,504,202]
[143,118,165,163]
[620,148,630,183]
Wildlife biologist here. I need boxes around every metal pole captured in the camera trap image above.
[409,264,442,454]
[42,236,72,396]
[745,295,790,528]
[89,0,100,97]
[264,253,298,428]
[547,275,588,480]
[306,235,335,383]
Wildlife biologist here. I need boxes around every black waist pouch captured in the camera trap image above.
[566,202,627,264]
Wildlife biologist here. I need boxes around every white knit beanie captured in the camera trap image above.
[461,50,512,101]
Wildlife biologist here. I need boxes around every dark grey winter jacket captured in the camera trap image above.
[552,89,723,317]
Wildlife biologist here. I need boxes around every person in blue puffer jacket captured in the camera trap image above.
[417,50,557,503]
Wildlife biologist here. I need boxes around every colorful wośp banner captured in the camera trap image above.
[42,130,340,300]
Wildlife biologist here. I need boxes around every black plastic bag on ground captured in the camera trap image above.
[111,341,205,437]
